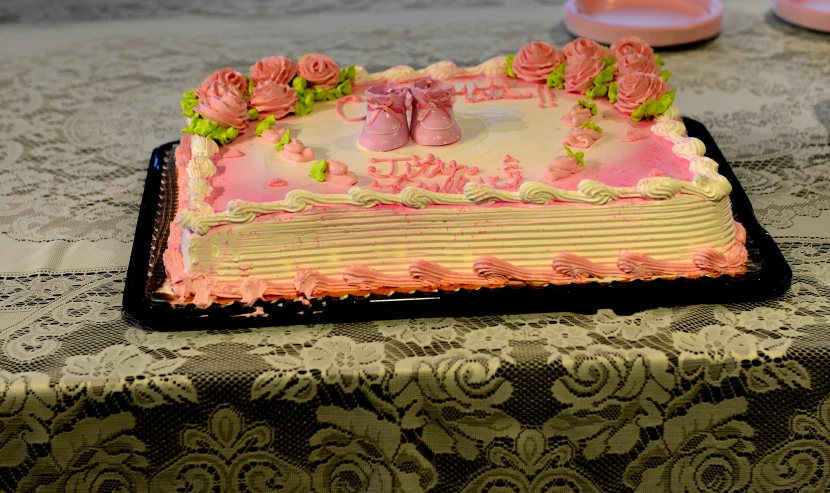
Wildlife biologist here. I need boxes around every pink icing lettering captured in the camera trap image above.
[625,130,649,142]
[268,178,287,187]
[224,148,244,158]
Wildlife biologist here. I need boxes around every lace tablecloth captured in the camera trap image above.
[1,1,829,491]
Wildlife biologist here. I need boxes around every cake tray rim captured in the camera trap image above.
[122,118,792,331]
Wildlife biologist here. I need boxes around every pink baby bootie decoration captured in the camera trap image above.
[358,83,409,152]
[410,77,461,146]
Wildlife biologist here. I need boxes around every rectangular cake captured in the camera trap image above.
[161,37,747,308]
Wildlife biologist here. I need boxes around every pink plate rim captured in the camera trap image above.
[563,0,725,48]
[775,0,830,33]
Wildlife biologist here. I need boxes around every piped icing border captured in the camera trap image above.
[177,100,731,235]
[166,222,747,307]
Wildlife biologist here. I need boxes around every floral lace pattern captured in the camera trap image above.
[1,1,829,492]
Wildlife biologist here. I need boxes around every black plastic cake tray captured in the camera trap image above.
[123,118,792,330]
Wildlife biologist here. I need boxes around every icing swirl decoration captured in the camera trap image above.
[249,81,297,119]
[297,53,340,90]
[562,37,607,62]
[564,56,605,94]
[196,68,248,99]
[250,56,297,86]
[510,42,564,83]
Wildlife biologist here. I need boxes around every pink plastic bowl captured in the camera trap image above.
[775,0,830,33]
[564,0,724,47]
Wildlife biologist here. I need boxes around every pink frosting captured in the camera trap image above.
[616,53,660,77]
[297,53,340,90]
[562,38,607,62]
[560,105,593,128]
[224,148,244,158]
[325,160,358,185]
[195,81,242,100]
[250,56,297,86]
[197,68,248,99]
[615,72,670,114]
[194,91,248,129]
[564,56,605,94]
[260,127,286,143]
[249,82,297,119]
[545,156,580,182]
[610,36,655,62]
[563,128,602,149]
[512,42,564,83]
[280,139,315,162]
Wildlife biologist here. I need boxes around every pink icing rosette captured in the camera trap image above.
[564,56,605,94]
[561,38,607,62]
[196,80,243,100]
[563,128,602,149]
[197,68,248,99]
[615,72,670,114]
[250,56,298,86]
[195,90,248,129]
[560,105,593,128]
[545,156,580,182]
[249,82,298,119]
[511,42,564,83]
[616,53,660,77]
[297,53,340,90]
[610,36,655,63]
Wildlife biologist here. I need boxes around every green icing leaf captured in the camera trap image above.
[545,62,567,89]
[655,54,665,67]
[247,76,254,97]
[631,89,676,122]
[255,115,277,136]
[601,55,617,67]
[563,145,585,166]
[292,76,308,92]
[207,126,239,146]
[608,82,619,104]
[505,54,517,78]
[309,159,328,182]
[247,108,259,120]
[182,116,218,136]
[339,65,356,83]
[580,121,603,133]
[659,69,672,82]
[585,84,608,100]
[338,79,352,96]
[595,65,615,85]
[180,90,199,118]
[577,99,598,115]
[275,128,291,150]
[181,112,239,146]
[586,65,615,99]
[312,86,327,101]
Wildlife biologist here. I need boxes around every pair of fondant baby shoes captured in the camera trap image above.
[359,78,462,151]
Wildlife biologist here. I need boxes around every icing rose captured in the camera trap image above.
[297,53,340,90]
[564,128,602,149]
[197,68,248,99]
[511,42,564,83]
[560,105,593,128]
[616,53,660,77]
[562,38,607,62]
[545,156,580,182]
[610,36,655,63]
[249,82,297,119]
[195,81,242,100]
[250,56,298,86]
[195,91,248,129]
[615,72,670,114]
[564,56,605,94]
